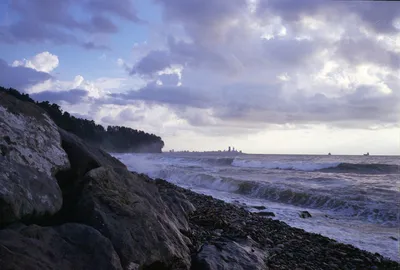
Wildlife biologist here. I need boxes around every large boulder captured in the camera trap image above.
[192,238,268,270]
[0,223,122,270]
[154,178,196,233]
[70,167,192,269]
[58,128,126,181]
[0,93,70,225]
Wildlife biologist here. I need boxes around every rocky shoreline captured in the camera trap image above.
[155,179,399,270]
[0,92,399,270]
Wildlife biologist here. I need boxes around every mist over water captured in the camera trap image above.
[113,153,400,261]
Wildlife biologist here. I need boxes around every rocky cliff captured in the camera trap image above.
[0,92,191,269]
[0,91,399,270]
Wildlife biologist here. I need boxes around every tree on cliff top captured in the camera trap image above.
[0,86,164,153]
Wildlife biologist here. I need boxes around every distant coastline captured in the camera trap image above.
[168,146,244,154]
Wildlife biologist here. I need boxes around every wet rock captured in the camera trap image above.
[255,211,275,217]
[155,178,195,232]
[252,205,266,210]
[192,239,267,270]
[70,167,191,269]
[0,93,70,225]
[299,211,312,218]
[0,158,63,225]
[58,128,126,181]
[0,223,122,270]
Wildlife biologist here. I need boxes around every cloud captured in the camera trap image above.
[30,89,89,104]
[131,50,172,76]
[334,36,400,70]
[4,0,398,140]
[109,82,210,108]
[118,0,400,132]
[12,52,59,73]
[82,41,111,51]
[86,0,140,22]
[0,0,140,48]
[0,59,52,89]
[257,0,400,34]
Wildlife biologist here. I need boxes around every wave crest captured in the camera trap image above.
[232,160,400,174]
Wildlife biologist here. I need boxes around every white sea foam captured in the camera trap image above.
[231,159,341,171]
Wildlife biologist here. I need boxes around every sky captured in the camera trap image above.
[0,0,399,155]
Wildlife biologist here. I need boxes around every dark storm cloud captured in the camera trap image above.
[347,1,400,34]
[131,50,172,76]
[5,20,78,44]
[90,15,118,33]
[0,59,52,89]
[211,84,400,126]
[100,108,144,125]
[257,0,330,22]
[86,0,140,22]
[82,42,111,51]
[257,0,400,34]
[118,108,145,122]
[30,89,89,104]
[109,82,210,108]
[158,73,180,86]
[130,37,244,76]
[334,36,400,69]
[154,0,247,26]
[1,0,139,47]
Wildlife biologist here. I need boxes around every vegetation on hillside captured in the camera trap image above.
[0,86,164,153]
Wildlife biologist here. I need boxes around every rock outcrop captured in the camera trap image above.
[0,93,70,225]
[0,223,122,270]
[69,167,192,269]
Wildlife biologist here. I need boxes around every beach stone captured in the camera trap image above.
[0,93,70,225]
[192,239,267,270]
[0,223,122,270]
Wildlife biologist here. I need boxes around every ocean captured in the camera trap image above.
[112,153,400,261]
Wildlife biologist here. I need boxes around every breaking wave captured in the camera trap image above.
[231,160,400,174]
[158,169,399,225]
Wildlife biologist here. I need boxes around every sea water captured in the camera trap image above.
[112,153,400,261]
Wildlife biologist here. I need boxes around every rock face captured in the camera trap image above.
[192,238,267,270]
[0,93,70,225]
[0,223,122,270]
[59,128,126,175]
[68,167,191,269]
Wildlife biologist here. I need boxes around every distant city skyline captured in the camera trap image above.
[169,146,242,154]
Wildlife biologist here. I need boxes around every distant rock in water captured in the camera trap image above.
[299,211,312,218]
[255,211,276,217]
